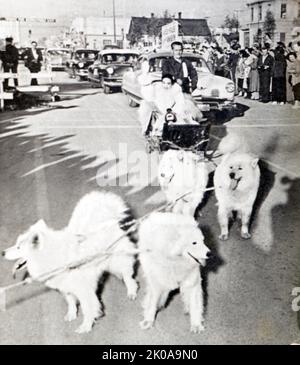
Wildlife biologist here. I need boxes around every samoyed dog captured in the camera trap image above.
[158,150,209,217]
[214,152,260,240]
[2,191,138,334]
[138,212,210,333]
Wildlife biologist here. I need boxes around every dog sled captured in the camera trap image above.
[144,109,211,157]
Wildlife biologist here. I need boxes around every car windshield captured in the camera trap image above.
[186,56,210,73]
[76,51,98,59]
[102,53,138,64]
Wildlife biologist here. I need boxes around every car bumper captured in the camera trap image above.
[50,65,65,70]
[103,79,123,87]
[194,97,235,111]
[75,69,88,77]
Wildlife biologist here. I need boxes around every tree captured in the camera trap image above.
[222,14,240,31]
[263,10,276,40]
[254,28,263,46]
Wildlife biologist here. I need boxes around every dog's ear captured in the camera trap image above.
[34,219,47,231]
[251,158,259,169]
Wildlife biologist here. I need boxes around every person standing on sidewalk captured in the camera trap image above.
[2,37,19,90]
[258,46,274,103]
[272,45,287,105]
[287,52,300,109]
[24,41,43,85]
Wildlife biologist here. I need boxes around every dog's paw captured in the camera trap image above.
[219,233,229,241]
[241,232,251,239]
[64,311,77,322]
[139,319,154,330]
[190,324,205,333]
[75,323,93,334]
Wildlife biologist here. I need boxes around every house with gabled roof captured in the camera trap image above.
[127,12,211,50]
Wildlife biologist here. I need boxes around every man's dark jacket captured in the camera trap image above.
[25,48,43,72]
[162,57,198,93]
[2,44,19,68]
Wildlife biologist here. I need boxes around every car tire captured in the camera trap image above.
[99,76,104,88]
[104,85,110,94]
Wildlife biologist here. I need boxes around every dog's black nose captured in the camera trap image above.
[206,251,213,258]
[1,251,5,257]
[229,172,235,179]
[161,173,165,178]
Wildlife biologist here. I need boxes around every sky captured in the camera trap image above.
[1,0,248,26]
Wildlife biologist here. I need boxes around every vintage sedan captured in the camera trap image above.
[66,49,99,80]
[87,49,139,93]
[122,51,235,111]
[45,48,71,71]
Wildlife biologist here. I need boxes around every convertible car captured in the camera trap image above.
[122,51,235,111]
[87,49,139,93]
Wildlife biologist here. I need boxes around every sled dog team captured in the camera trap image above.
[2,133,260,334]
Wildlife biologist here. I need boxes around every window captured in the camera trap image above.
[259,5,262,20]
[281,3,287,19]
[280,32,286,43]
[103,39,112,46]
[251,7,254,22]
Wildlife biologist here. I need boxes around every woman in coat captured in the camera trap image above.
[245,48,260,100]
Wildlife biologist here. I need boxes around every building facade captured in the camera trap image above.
[70,17,131,49]
[0,17,68,47]
[239,0,300,47]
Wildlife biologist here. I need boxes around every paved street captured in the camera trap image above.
[0,72,300,345]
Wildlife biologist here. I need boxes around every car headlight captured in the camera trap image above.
[107,67,114,75]
[78,62,84,68]
[225,82,235,93]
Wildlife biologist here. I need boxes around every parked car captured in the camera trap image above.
[17,47,29,61]
[45,48,72,71]
[88,49,139,93]
[66,49,99,80]
[122,51,235,111]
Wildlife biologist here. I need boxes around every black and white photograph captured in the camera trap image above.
[0,0,299,347]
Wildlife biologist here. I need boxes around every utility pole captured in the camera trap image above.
[113,0,116,44]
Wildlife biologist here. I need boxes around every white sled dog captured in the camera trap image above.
[2,191,138,334]
[214,152,260,240]
[138,212,210,333]
[158,150,209,217]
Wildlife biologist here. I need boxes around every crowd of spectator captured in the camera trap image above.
[197,40,300,109]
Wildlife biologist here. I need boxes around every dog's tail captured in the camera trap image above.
[67,191,130,234]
